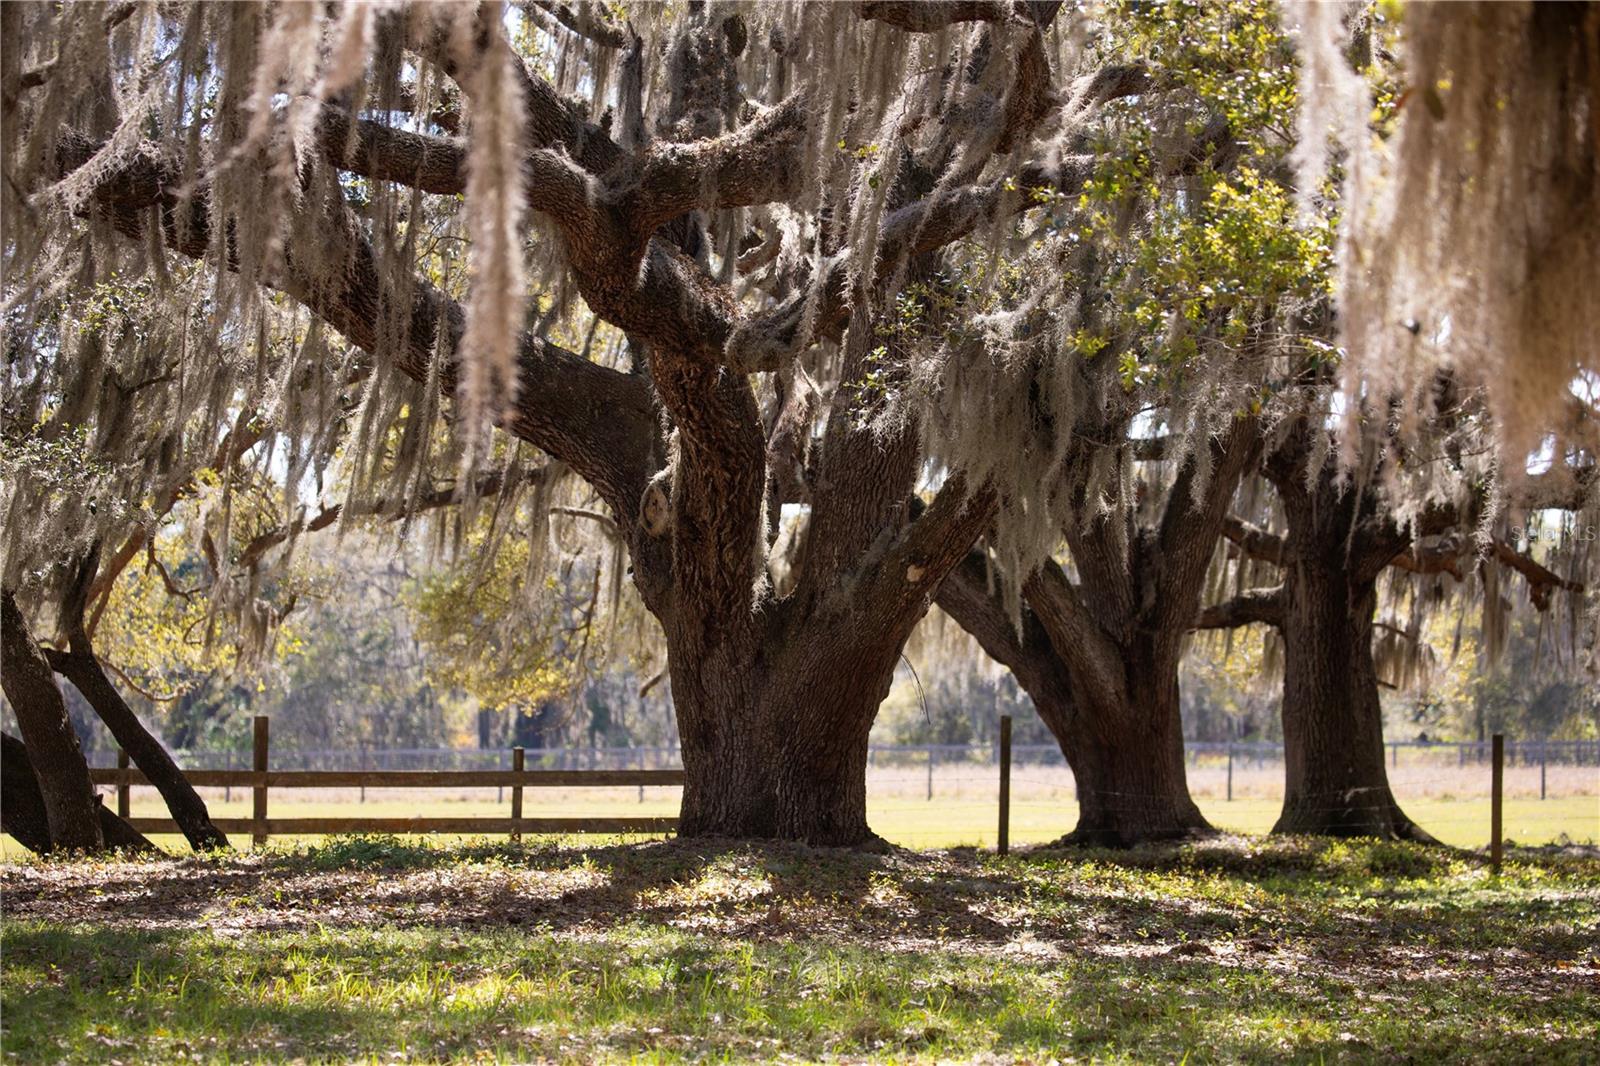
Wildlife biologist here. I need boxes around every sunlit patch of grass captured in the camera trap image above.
[3,837,1597,1063]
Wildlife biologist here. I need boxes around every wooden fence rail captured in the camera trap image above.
[93,716,682,844]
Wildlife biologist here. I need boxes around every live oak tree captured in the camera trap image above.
[1210,404,1593,840]
[1203,416,1455,842]
[938,0,1597,846]
[931,2,1323,845]
[4,0,1190,845]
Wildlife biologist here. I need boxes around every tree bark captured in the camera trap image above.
[50,551,231,851]
[670,617,915,847]
[938,554,1213,847]
[1044,649,1211,846]
[0,589,104,851]
[1,732,158,855]
[1266,470,1432,841]
[668,500,988,847]
[938,421,1260,847]
[52,650,231,851]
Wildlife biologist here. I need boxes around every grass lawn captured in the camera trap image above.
[3,835,1597,1063]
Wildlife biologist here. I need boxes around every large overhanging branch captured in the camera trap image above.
[317,108,467,195]
[57,135,659,534]
[393,4,1150,380]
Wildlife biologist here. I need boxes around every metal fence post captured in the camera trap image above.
[1490,733,1504,876]
[251,716,269,848]
[116,749,130,819]
[926,745,934,801]
[998,716,1012,856]
[1226,743,1234,802]
[1540,742,1547,801]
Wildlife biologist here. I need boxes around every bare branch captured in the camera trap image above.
[1194,586,1285,630]
[1222,515,1288,566]
[526,0,630,48]
[1491,537,1585,611]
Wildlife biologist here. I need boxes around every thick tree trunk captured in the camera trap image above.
[1257,451,1432,842]
[940,553,1213,846]
[670,621,896,847]
[1,733,158,855]
[1042,655,1212,847]
[54,647,231,851]
[0,590,104,851]
[1273,567,1432,840]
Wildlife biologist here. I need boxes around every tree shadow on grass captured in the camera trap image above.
[5,918,1593,1064]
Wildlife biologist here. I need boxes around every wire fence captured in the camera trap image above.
[87,738,1600,849]
[83,738,1600,775]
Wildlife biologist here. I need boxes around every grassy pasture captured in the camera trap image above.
[2,836,1597,1064]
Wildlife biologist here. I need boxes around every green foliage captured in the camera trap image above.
[1391,609,1600,742]
[1073,0,1335,391]
[408,533,588,716]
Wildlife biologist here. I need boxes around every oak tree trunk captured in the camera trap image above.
[51,550,231,851]
[1273,567,1431,840]
[670,614,902,847]
[0,590,104,851]
[1264,451,1431,842]
[1,732,158,855]
[1041,649,1212,847]
[55,647,232,851]
[937,553,1214,848]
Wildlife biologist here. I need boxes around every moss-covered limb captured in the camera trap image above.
[51,131,660,535]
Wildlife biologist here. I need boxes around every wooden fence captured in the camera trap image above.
[90,716,682,844]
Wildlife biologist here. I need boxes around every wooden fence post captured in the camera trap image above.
[510,746,525,843]
[997,715,1011,856]
[116,749,130,819]
[252,715,269,848]
[1490,733,1504,876]
[926,745,935,801]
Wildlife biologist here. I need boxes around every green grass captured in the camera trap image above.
[4,836,1598,1063]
